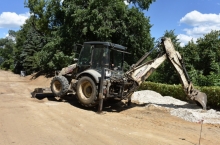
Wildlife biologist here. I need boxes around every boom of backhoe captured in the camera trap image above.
[125,37,207,109]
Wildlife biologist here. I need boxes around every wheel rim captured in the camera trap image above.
[81,81,93,98]
[53,80,62,93]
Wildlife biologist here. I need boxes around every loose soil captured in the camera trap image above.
[0,70,219,145]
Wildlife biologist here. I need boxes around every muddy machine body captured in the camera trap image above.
[33,38,207,111]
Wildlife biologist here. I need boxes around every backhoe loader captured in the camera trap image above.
[32,37,207,111]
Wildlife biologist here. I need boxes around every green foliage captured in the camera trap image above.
[200,86,220,107]
[123,61,130,72]
[24,0,62,35]
[14,19,33,73]
[196,30,220,75]
[10,0,153,74]
[148,30,181,84]
[139,81,220,108]
[59,0,154,65]
[3,0,220,91]
[181,30,220,86]
[0,31,17,70]
[147,30,220,87]
[21,27,46,74]
[128,0,156,10]
[124,7,154,65]
[49,51,75,69]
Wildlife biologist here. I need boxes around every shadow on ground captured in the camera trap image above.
[133,102,202,110]
[32,93,137,113]
[32,92,216,112]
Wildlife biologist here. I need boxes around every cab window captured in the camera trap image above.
[78,44,92,66]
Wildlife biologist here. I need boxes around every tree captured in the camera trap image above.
[20,27,46,74]
[127,0,156,10]
[14,0,155,74]
[148,30,183,84]
[182,30,220,86]
[0,30,17,70]
[14,18,33,73]
[196,30,220,75]
[15,0,64,74]
[60,0,154,65]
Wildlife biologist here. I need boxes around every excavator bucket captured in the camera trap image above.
[193,91,207,110]
[31,88,54,98]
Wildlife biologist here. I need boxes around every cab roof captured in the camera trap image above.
[84,41,127,51]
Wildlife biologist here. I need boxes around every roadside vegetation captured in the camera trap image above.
[139,81,220,108]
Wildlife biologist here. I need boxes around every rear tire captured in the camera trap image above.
[50,76,69,97]
[76,76,98,107]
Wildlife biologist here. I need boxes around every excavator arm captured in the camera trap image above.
[125,37,207,109]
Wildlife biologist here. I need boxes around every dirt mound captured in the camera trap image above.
[24,73,52,87]
[132,90,220,124]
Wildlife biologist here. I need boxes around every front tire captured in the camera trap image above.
[76,76,98,107]
[50,76,69,97]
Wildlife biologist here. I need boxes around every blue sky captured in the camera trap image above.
[0,0,220,46]
[0,0,29,37]
[146,0,220,46]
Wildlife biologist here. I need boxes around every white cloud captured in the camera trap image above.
[183,24,220,36]
[178,10,220,46]
[177,34,197,47]
[124,0,129,5]
[180,10,220,26]
[0,12,29,28]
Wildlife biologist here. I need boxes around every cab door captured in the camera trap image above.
[77,44,92,72]
[91,45,110,70]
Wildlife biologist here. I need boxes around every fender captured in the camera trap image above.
[76,69,101,83]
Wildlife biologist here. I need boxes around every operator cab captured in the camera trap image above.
[77,42,127,74]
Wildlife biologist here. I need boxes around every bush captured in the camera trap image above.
[139,81,220,108]
[200,86,220,108]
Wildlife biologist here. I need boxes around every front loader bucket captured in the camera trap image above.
[31,88,54,98]
[193,91,207,110]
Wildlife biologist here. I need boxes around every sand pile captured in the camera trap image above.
[132,90,220,124]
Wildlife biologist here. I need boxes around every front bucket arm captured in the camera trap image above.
[31,88,54,98]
